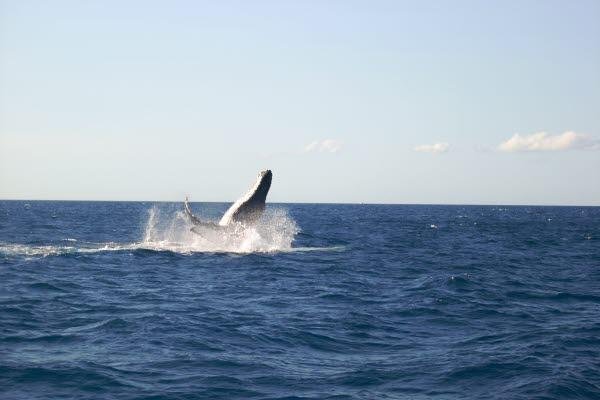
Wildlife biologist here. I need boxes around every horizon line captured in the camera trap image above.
[1,198,598,208]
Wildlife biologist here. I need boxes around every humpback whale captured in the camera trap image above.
[184,169,272,231]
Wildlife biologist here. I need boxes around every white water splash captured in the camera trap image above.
[0,205,352,257]
[0,206,300,258]
[0,243,78,257]
[0,242,139,258]
[139,206,299,253]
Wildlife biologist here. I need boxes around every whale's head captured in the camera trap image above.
[220,169,272,225]
[254,169,272,202]
[259,169,272,181]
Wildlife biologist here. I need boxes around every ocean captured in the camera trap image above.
[1,201,599,399]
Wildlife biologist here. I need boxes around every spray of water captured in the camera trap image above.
[0,206,347,258]
[139,206,299,253]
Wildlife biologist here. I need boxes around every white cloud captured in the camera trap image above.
[304,139,343,153]
[498,131,597,152]
[414,142,449,154]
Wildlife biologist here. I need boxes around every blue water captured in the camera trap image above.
[1,201,599,399]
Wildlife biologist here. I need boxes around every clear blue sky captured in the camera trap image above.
[1,0,599,204]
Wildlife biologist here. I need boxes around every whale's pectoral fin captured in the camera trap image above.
[183,196,220,234]
[183,197,205,226]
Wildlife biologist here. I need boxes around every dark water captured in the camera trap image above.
[1,201,599,399]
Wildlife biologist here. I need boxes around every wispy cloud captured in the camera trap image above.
[498,131,598,152]
[304,139,343,153]
[414,142,449,154]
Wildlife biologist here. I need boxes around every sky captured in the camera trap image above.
[0,0,599,205]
